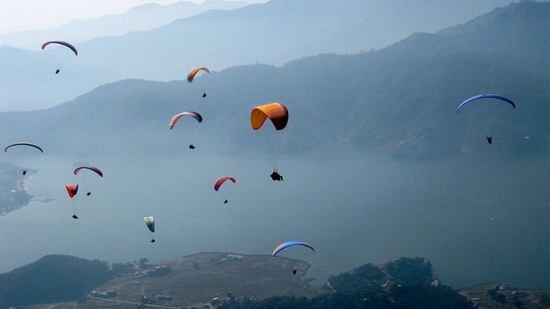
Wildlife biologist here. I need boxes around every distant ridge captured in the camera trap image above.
[0,0,517,111]
[0,0,252,49]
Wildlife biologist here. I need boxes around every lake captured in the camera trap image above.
[0,150,548,289]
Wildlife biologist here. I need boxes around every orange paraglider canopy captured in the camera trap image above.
[250,103,288,131]
[187,67,210,83]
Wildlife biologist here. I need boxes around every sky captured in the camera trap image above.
[0,0,266,35]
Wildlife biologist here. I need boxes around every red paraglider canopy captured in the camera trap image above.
[214,176,236,191]
[65,183,79,198]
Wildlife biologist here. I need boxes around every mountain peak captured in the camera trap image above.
[437,0,549,67]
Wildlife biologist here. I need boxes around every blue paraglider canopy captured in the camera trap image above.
[272,241,315,257]
[456,94,515,114]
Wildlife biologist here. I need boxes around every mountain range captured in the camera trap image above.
[0,1,252,49]
[0,1,547,160]
[0,0,520,111]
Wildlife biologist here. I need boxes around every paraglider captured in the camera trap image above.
[74,166,103,196]
[74,166,103,177]
[214,176,236,191]
[456,94,515,114]
[250,103,289,131]
[41,41,78,74]
[169,111,203,129]
[41,41,78,56]
[456,94,516,144]
[144,216,155,243]
[202,92,207,98]
[66,183,78,198]
[5,142,43,153]
[272,241,315,257]
[65,183,79,219]
[5,142,43,175]
[187,67,210,83]
[214,176,236,203]
[273,241,315,272]
[251,103,289,179]
[169,111,203,149]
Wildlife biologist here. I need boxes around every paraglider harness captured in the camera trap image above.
[486,135,493,144]
[270,170,283,181]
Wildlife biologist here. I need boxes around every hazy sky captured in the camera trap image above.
[0,0,266,35]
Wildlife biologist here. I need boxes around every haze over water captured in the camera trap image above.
[0,150,547,289]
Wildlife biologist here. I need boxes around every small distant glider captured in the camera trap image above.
[272,241,315,257]
[144,216,155,243]
[65,183,79,198]
[456,94,515,114]
[74,166,103,177]
[4,142,43,153]
[169,111,203,129]
[215,176,236,203]
[41,41,78,56]
[187,67,210,83]
[214,176,236,192]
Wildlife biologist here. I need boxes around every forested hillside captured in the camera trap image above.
[0,255,120,307]
[218,257,472,309]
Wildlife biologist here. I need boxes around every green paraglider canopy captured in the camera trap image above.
[144,216,155,232]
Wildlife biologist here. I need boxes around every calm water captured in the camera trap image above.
[0,151,548,289]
